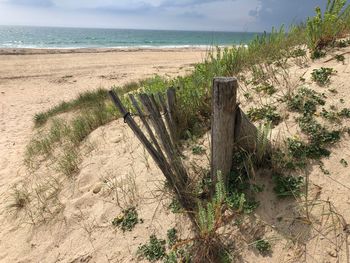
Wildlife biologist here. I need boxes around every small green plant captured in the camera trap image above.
[335,39,350,47]
[321,108,341,122]
[247,105,281,126]
[112,207,140,232]
[311,49,326,59]
[339,108,350,117]
[253,83,277,95]
[244,92,253,101]
[255,239,272,255]
[297,115,341,146]
[192,145,206,155]
[166,228,178,248]
[164,252,178,263]
[168,198,182,214]
[311,67,335,85]
[137,234,166,262]
[226,151,260,214]
[287,136,331,161]
[226,192,259,214]
[335,54,345,62]
[340,159,348,167]
[320,162,331,175]
[191,171,231,262]
[273,174,304,197]
[286,87,325,115]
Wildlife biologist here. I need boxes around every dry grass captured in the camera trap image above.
[101,171,140,209]
[8,176,63,225]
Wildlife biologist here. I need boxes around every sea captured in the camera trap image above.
[0,25,260,49]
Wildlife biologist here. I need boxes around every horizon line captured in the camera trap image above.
[0,24,265,34]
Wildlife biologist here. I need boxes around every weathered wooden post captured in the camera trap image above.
[211,77,238,187]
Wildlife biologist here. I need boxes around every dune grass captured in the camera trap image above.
[306,0,350,55]
[34,88,110,126]
[26,101,117,173]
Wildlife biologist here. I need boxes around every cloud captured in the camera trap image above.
[0,0,333,31]
[6,0,54,7]
[160,0,236,7]
[251,0,328,28]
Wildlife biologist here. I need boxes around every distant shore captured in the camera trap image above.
[0,46,213,55]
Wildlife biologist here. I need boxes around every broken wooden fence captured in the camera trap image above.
[109,77,260,227]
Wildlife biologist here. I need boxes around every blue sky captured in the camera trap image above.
[0,0,329,32]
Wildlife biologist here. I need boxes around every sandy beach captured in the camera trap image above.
[0,48,205,262]
[1,0,350,260]
[0,47,205,169]
[1,43,350,263]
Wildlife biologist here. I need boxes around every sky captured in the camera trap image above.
[0,0,331,32]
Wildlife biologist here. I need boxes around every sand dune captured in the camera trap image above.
[0,48,205,262]
[1,46,350,262]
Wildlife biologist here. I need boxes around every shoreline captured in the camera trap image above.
[0,46,214,55]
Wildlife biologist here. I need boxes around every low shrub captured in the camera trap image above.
[311,67,336,85]
[112,207,140,232]
[137,235,166,262]
[255,239,272,255]
[247,105,281,125]
[273,174,304,198]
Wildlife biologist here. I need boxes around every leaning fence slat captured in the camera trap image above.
[166,88,179,138]
[109,91,173,183]
[109,90,197,226]
[149,94,189,183]
[139,94,189,186]
[158,93,178,147]
[129,94,164,156]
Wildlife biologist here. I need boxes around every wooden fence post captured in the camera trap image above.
[211,77,238,187]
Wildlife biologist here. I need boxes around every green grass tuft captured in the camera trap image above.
[56,147,80,177]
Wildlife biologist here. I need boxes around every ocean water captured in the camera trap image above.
[0,25,260,49]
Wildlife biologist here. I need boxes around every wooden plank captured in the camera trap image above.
[129,94,164,156]
[158,93,177,147]
[211,77,238,187]
[166,88,179,143]
[109,91,173,184]
[139,93,189,185]
[234,106,258,153]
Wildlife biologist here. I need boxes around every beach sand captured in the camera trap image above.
[0,48,205,262]
[1,46,350,262]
